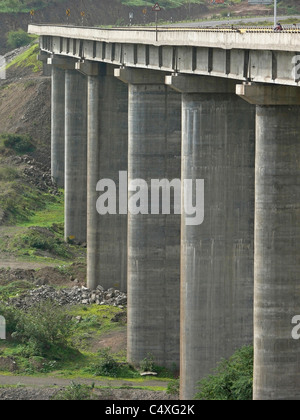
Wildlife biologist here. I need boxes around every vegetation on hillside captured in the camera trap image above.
[6,29,34,49]
[0,297,173,386]
[6,43,42,73]
[0,0,65,13]
[0,0,298,14]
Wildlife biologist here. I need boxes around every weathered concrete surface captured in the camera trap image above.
[64,70,87,243]
[254,105,300,400]
[180,92,255,400]
[125,71,181,368]
[87,64,128,292]
[32,26,300,87]
[51,66,65,187]
[236,83,300,105]
[28,24,300,51]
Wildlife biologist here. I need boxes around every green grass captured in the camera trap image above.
[17,192,64,228]
[0,302,174,386]
[0,281,37,301]
[0,183,61,226]
[6,43,42,74]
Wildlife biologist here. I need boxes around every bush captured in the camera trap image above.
[0,167,19,181]
[0,303,20,334]
[195,346,253,401]
[89,349,120,377]
[20,229,70,258]
[53,382,95,401]
[7,29,32,49]
[1,133,35,154]
[166,379,180,397]
[14,300,74,358]
[140,353,155,372]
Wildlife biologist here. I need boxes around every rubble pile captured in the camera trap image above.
[7,285,127,309]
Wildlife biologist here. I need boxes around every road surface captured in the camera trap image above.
[163,15,300,28]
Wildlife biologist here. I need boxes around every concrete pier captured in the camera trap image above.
[51,66,65,187]
[86,63,128,291]
[238,84,300,400]
[116,68,181,368]
[169,75,255,400]
[64,69,87,243]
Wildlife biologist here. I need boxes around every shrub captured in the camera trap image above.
[195,346,253,401]
[166,378,180,397]
[6,29,32,49]
[14,300,74,358]
[89,349,120,377]
[0,303,20,334]
[140,353,155,372]
[53,382,95,401]
[0,167,19,181]
[20,229,70,258]
[1,133,35,154]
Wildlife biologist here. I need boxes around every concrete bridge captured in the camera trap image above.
[28,24,300,400]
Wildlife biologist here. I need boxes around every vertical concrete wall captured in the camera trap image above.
[254,106,300,400]
[87,65,128,292]
[180,93,255,399]
[65,70,87,243]
[127,83,181,368]
[51,66,65,187]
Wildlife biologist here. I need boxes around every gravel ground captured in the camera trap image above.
[0,386,175,401]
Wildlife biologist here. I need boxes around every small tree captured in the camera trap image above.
[7,29,32,49]
[195,346,253,401]
[15,300,73,357]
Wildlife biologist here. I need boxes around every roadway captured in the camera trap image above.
[163,15,300,28]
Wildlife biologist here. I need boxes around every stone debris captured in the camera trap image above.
[6,285,127,309]
[11,155,59,195]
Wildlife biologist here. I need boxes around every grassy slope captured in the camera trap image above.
[0,45,174,391]
[6,43,42,73]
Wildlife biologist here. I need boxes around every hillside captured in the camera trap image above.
[0,0,300,54]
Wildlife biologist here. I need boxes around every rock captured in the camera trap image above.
[81,299,89,305]
[5,285,127,310]
[0,357,18,372]
[29,357,46,371]
[140,372,158,377]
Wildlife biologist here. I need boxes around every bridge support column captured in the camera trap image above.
[81,62,128,291]
[237,83,300,400]
[51,66,65,187]
[115,68,181,368]
[48,56,78,188]
[64,68,87,243]
[167,75,255,400]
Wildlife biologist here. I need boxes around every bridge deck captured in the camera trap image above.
[29,24,300,87]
